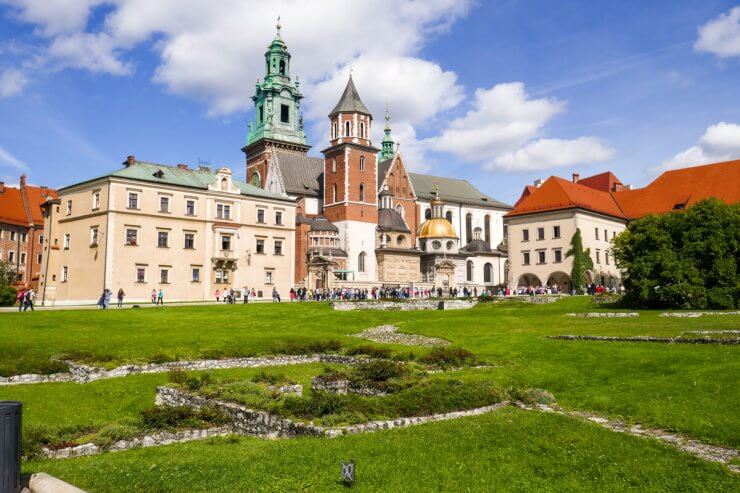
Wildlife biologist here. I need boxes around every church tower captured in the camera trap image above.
[322,75,379,281]
[243,20,309,190]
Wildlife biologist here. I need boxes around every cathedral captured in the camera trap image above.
[244,26,512,292]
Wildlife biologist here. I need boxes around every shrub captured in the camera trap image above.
[167,369,188,385]
[420,347,477,367]
[93,423,139,447]
[140,405,229,430]
[274,339,342,355]
[185,371,213,391]
[200,348,253,360]
[149,352,176,364]
[0,285,17,306]
[349,360,406,387]
[513,388,556,406]
[345,345,392,359]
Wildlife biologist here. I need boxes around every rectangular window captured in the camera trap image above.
[157,231,169,248]
[537,227,544,240]
[257,209,265,224]
[216,203,231,219]
[275,211,283,225]
[522,229,529,242]
[20,252,26,264]
[136,267,146,283]
[221,234,231,251]
[596,250,601,264]
[215,269,230,284]
[185,199,196,216]
[258,105,264,122]
[159,196,170,213]
[280,104,289,123]
[184,233,195,249]
[605,252,610,265]
[0,229,3,240]
[554,249,562,263]
[62,265,68,282]
[66,200,72,215]
[160,268,169,284]
[10,231,16,241]
[537,251,546,264]
[92,191,100,209]
[37,253,42,265]
[191,267,201,283]
[553,225,561,239]
[126,228,138,245]
[265,270,273,285]
[274,240,283,255]
[256,239,265,254]
[8,251,15,263]
[612,231,616,240]
[604,229,608,242]
[90,227,99,246]
[522,252,530,266]
[595,227,600,240]
[21,232,27,243]
[63,233,70,250]
[38,234,44,244]
[127,192,139,209]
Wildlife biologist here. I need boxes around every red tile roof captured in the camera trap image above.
[0,186,28,226]
[506,159,740,220]
[0,178,57,227]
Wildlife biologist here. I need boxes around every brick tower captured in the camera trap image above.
[243,20,309,192]
[322,75,379,281]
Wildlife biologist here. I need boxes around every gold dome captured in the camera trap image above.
[417,218,458,239]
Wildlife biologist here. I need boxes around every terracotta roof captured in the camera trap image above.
[513,185,537,207]
[0,180,56,227]
[0,186,27,226]
[614,159,740,219]
[507,176,624,219]
[577,171,622,192]
[23,185,57,225]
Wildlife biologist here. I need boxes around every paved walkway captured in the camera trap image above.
[0,300,279,312]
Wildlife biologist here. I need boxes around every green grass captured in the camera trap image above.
[1,298,739,490]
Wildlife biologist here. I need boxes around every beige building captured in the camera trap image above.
[39,157,296,305]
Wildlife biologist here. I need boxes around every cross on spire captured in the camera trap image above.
[276,15,281,35]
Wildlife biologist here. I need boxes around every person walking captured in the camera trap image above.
[272,287,280,303]
[117,288,125,308]
[215,289,220,303]
[17,288,25,311]
[157,289,164,306]
[103,289,111,309]
[151,289,157,304]
[243,287,249,304]
[23,288,35,311]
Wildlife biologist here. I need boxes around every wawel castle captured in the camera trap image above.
[25,28,738,304]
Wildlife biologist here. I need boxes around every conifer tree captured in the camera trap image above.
[566,228,593,294]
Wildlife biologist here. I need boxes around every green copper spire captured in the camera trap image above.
[380,106,395,160]
[245,20,308,148]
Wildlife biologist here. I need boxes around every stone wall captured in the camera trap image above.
[548,335,739,345]
[332,299,477,311]
[310,376,388,397]
[660,311,740,318]
[565,312,638,318]
[0,372,72,385]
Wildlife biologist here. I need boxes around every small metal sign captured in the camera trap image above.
[340,458,355,485]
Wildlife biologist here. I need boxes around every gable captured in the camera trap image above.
[380,154,416,200]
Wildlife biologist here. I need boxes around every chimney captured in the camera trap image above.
[0,181,4,193]
[613,183,623,192]
[198,165,211,172]
[20,174,26,187]
[572,173,580,183]
[124,155,136,167]
[624,184,632,190]
[533,178,543,188]
[177,164,189,170]
[40,186,48,196]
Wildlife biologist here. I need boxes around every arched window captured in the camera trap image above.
[425,208,432,220]
[446,240,454,250]
[345,121,351,137]
[250,172,261,187]
[279,60,286,75]
[332,184,337,202]
[445,211,453,222]
[484,263,493,283]
[359,183,365,202]
[484,215,491,245]
[396,235,404,246]
[359,156,365,171]
[360,122,365,138]
[395,204,404,218]
[332,159,337,173]
[332,122,338,139]
[358,252,366,272]
[465,213,473,243]
[221,177,228,191]
[466,260,474,282]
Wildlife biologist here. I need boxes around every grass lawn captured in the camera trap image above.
[1,297,738,491]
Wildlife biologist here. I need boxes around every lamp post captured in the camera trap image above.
[0,401,22,493]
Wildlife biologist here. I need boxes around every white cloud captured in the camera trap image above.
[0,0,105,35]
[695,6,740,58]
[489,137,614,171]
[0,144,29,171]
[48,32,131,75]
[659,122,740,171]
[0,68,28,97]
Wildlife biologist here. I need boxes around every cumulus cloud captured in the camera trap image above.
[695,7,740,58]
[0,68,28,97]
[489,137,615,171]
[659,122,740,171]
[48,32,132,75]
[0,0,105,35]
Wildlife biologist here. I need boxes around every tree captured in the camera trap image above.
[0,260,18,306]
[565,228,594,294]
[612,198,739,309]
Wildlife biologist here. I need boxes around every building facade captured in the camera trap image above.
[0,175,57,289]
[39,160,295,305]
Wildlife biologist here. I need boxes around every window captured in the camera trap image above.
[9,231,15,241]
[554,249,562,263]
[359,183,365,202]
[125,228,138,246]
[358,252,367,272]
[596,250,601,264]
[63,233,70,250]
[66,200,72,215]
[396,235,404,246]
[184,233,195,249]
[8,251,15,263]
[446,241,454,250]
[465,213,472,243]
[280,104,289,123]
[332,122,338,139]
[127,192,139,209]
[275,211,283,225]
[92,191,100,209]
[445,211,453,222]
[37,253,42,265]
[523,252,530,265]
[484,263,493,284]
[432,240,442,249]
[221,234,231,251]
[553,225,561,239]
[345,120,351,137]
[62,266,68,282]
[20,232,27,243]
[332,184,337,202]
[90,227,99,246]
[256,239,265,254]
[258,105,264,122]
[605,252,610,265]
[20,253,26,264]
[332,159,337,173]
[360,122,365,138]
[359,156,365,171]
[215,269,230,283]
[522,229,530,242]
[425,208,431,220]
[250,172,261,187]
[186,200,196,216]
[257,208,265,223]
[612,231,617,240]
[466,260,474,282]
[38,235,44,244]
[484,215,491,245]
[159,196,170,213]
[274,240,283,255]
[279,59,286,75]
[216,203,231,220]
[595,227,599,240]
[264,270,273,285]
[0,229,3,240]
[191,267,201,283]
[537,227,545,240]
[136,267,146,283]
[604,229,608,242]
[537,251,546,264]
[157,231,169,248]
[160,268,169,284]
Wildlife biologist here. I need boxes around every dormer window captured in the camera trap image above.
[153,170,165,179]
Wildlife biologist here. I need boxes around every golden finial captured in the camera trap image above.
[276,15,281,35]
[434,177,439,197]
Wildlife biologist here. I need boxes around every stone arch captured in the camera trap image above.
[546,271,571,293]
[484,263,494,284]
[466,260,474,282]
[517,273,542,287]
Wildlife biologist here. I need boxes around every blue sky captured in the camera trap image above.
[0,0,739,204]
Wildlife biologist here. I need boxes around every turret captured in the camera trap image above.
[380,107,395,161]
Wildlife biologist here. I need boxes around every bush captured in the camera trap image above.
[251,371,291,385]
[140,405,229,430]
[273,339,342,355]
[149,352,176,364]
[167,369,188,385]
[349,360,406,387]
[420,347,477,367]
[513,388,556,406]
[345,345,392,359]
[0,285,17,306]
[93,423,139,447]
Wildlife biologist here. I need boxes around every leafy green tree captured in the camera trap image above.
[612,198,739,309]
[565,228,594,294]
[0,260,18,306]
